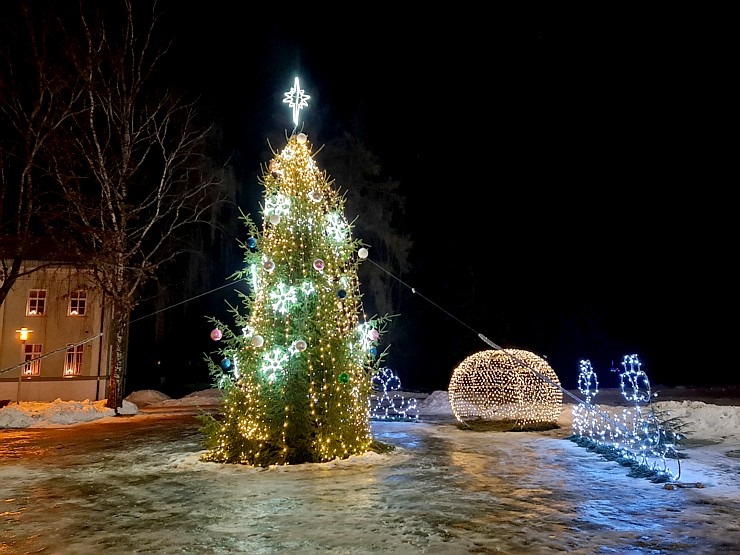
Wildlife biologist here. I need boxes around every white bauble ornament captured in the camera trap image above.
[358,247,369,259]
[269,213,281,225]
[294,339,307,352]
[297,133,307,144]
[263,260,275,272]
[251,335,264,347]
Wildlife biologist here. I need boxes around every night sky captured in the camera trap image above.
[124,4,732,393]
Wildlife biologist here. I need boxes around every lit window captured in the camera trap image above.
[64,344,84,376]
[23,344,42,376]
[27,289,47,316]
[68,290,87,316]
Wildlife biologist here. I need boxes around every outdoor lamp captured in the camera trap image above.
[16,327,32,342]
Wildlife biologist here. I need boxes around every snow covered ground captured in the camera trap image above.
[1,387,739,554]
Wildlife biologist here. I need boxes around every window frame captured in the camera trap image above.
[64,344,84,376]
[26,289,47,316]
[22,343,43,376]
[68,289,87,316]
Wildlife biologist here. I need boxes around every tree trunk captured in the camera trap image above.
[106,308,130,410]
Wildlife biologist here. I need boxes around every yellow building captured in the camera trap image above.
[0,260,111,402]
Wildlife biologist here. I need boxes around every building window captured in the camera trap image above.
[64,344,84,376]
[68,290,87,316]
[26,289,47,316]
[23,344,42,376]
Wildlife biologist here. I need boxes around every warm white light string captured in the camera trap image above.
[449,348,563,429]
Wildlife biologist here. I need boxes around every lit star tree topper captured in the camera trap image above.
[283,76,311,128]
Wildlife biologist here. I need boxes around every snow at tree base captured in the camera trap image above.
[200,112,387,466]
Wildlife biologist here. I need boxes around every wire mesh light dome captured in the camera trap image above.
[448,349,563,430]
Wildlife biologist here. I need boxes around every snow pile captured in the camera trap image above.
[416,390,452,415]
[0,398,137,428]
[124,388,222,408]
[153,388,223,407]
[654,400,740,438]
[124,389,171,407]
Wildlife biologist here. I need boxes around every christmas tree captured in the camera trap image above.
[200,78,389,466]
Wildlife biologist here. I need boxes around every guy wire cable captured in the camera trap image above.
[364,257,631,434]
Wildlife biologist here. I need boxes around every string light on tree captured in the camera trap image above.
[200,78,389,466]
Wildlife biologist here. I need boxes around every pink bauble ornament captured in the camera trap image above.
[210,328,223,341]
[263,259,275,272]
[313,259,325,272]
[369,329,380,341]
[294,339,307,352]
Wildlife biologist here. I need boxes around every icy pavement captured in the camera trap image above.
[1,408,738,554]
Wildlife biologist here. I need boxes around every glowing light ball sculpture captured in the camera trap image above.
[448,349,563,430]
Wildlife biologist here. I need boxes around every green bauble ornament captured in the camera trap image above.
[338,372,350,383]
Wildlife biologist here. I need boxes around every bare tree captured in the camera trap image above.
[48,0,228,409]
[0,0,82,304]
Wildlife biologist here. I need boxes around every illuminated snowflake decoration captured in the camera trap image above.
[265,193,291,217]
[270,282,298,314]
[357,322,380,351]
[324,212,348,243]
[283,76,310,127]
[260,347,289,383]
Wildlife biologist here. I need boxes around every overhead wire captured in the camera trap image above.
[364,257,632,429]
